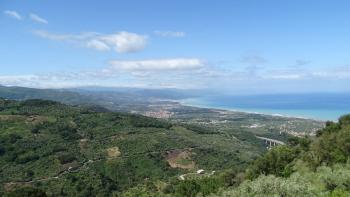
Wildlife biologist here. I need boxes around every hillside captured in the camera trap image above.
[1,99,348,196]
[0,85,194,113]
[0,86,83,104]
[0,99,266,196]
[171,115,350,196]
[0,85,324,138]
[211,115,350,196]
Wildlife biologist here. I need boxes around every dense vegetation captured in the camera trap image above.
[0,98,266,196]
[118,114,350,197]
[211,115,350,196]
[0,96,344,196]
[119,114,350,196]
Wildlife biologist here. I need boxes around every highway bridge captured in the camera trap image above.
[256,136,285,148]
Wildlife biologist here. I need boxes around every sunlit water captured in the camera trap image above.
[180,93,350,121]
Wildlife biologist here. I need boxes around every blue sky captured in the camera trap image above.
[1,0,350,93]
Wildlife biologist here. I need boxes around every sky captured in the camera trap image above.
[1,0,350,94]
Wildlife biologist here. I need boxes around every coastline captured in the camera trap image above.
[177,98,330,122]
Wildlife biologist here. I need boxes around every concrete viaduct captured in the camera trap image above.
[256,136,285,148]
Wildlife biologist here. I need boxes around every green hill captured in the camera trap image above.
[176,115,350,197]
[0,99,265,196]
[0,98,348,196]
[0,86,83,104]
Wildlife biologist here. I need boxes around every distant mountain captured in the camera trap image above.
[0,85,84,104]
[0,85,196,112]
[68,86,203,100]
[0,85,202,108]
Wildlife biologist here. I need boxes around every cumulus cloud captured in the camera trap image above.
[29,13,48,24]
[154,30,185,37]
[3,10,22,20]
[109,58,204,72]
[33,30,147,53]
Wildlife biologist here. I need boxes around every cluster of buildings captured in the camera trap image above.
[144,110,173,118]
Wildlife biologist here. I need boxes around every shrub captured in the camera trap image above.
[7,187,47,197]
[310,127,350,166]
[0,145,5,156]
[16,153,39,164]
[57,153,76,164]
[219,175,319,197]
[247,146,299,178]
[175,180,200,197]
[339,115,350,126]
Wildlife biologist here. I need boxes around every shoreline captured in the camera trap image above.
[177,99,328,122]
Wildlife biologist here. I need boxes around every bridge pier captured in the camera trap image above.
[256,136,285,148]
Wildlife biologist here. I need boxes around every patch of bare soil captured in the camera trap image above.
[106,147,121,158]
[25,115,49,124]
[79,139,88,151]
[166,149,195,169]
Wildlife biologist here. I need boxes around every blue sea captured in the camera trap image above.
[180,93,350,121]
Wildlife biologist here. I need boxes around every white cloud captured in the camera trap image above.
[312,65,350,79]
[33,30,98,41]
[33,30,147,53]
[99,31,147,53]
[109,58,204,72]
[2,64,350,90]
[154,30,185,37]
[259,65,350,80]
[265,74,303,80]
[3,10,22,20]
[260,69,305,80]
[29,13,48,24]
[86,39,110,51]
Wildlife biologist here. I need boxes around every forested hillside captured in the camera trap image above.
[211,115,350,196]
[0,98,347,196]
[125,114,349,196]
[0,98,265,196]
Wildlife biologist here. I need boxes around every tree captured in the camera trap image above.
[7,187,47,197]
[175,180,200,197]
[247,145,299,178]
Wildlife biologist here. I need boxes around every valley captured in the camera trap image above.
[0,86,338,196]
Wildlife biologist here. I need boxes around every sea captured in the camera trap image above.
[180,93,350,121]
